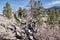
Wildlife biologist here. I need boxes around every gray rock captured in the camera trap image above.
[0,15,60,40]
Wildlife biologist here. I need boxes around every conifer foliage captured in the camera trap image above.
[3,2,12,19]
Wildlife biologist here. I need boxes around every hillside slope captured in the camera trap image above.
[0,15,60,40]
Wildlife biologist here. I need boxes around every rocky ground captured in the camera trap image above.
[0,15,60,40]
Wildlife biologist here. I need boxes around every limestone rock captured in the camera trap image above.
[0,15,60,40]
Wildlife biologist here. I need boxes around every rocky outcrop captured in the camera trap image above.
[0,15,39,40]
[0,15,60,40]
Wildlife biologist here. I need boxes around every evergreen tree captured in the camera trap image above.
[22,9,27,18]
[48,9,59,27]
[18,8,27,18]
[30,0,44,26]
[3,2,12,19]
[18,8,23,18]
[16,8,27,24]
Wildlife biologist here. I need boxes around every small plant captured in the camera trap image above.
[15,18,22,25]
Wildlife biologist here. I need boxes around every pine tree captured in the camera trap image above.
[3,2,12,19]
[22,9,27,18]
[30,0,44,26]
[16,8,27,24]
[48,9,59,27]
[18,7,23,18]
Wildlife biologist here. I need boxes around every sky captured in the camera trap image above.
[0,0,60,14]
